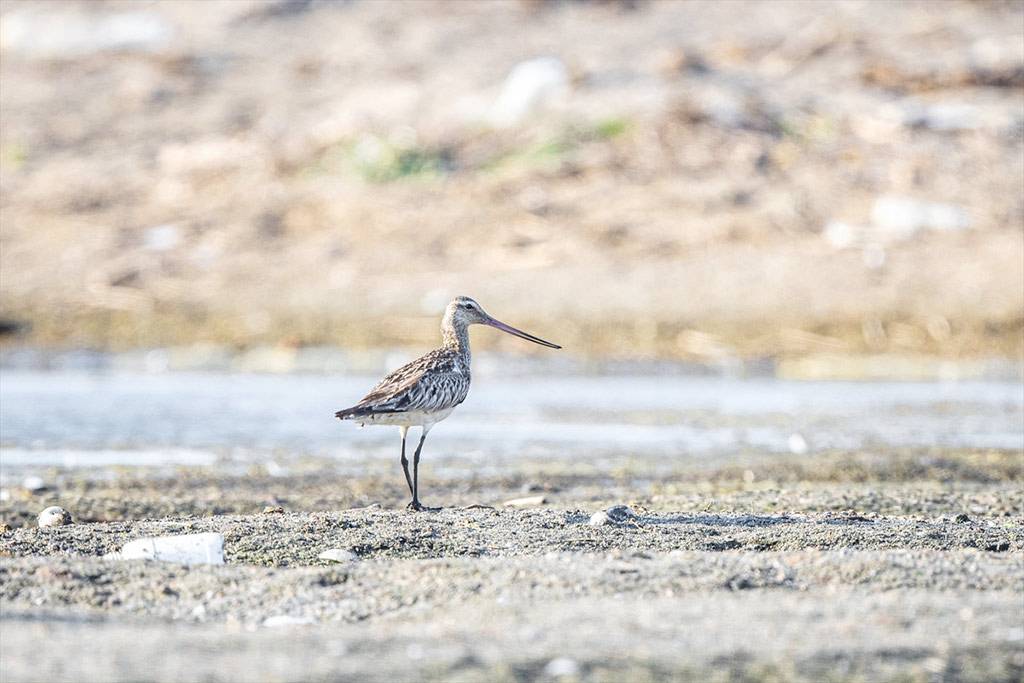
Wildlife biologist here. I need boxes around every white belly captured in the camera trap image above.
[358,408,455,428]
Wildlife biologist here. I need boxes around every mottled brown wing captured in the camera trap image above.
[335,350,467,418]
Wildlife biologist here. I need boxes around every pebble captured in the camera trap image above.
[37,506,72,528]
[318,548,357,563]
[262,506,285,514]
[110,532,224,565]
[590,505,637,526]
[588,511,611,526]
[503,495,547,508]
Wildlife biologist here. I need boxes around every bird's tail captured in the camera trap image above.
[335,406,371,420]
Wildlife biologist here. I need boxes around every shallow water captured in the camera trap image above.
[1,371,1021,470]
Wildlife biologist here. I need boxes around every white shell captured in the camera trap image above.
[318,548,357,563]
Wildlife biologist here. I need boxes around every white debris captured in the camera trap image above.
[143,224,181,252]
[490,57,569,127]
[503,495,548,508]
[318,548,357,563]
[871,195,971,239]
[543,656,581,678]
[0,9,173,59]
[787,433,809,455]
[21,475,46,492]
[110,532,224,565]
[38,506,72,528]
[262,615,316,628]
[822,221,859,249]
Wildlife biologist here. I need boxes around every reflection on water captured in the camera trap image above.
[0,371,1021,468]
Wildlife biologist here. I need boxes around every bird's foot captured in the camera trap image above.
[407,500,440,512]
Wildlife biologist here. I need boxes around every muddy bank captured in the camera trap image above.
[2,1,1022,358]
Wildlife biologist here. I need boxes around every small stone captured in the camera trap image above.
[954,513,971,523]
[588,511,611,526]
[503,495,548,508]
[318,548,357,563]
[38,506,72,528]
[262,506,285,514]
[605,505,636,522]
[543,656,580,678]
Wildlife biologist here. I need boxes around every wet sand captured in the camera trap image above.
[1,449,1021,682]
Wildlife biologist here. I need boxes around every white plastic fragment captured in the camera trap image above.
[110,532,224,565]
[318,548,357,563]
[38,506,72,528]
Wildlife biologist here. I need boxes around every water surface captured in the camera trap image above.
[2,372,1020,470]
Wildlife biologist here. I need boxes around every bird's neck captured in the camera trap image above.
[441,317,471,361]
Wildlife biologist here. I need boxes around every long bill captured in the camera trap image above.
[485,317,562,349]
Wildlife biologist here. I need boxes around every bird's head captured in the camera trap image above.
[444,296,561,349]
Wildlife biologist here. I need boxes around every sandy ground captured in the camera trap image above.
[1,449,1021,682]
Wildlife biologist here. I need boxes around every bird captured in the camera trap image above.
[335,295,561,511]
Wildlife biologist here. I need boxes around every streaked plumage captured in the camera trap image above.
[335,347,470,425]
[335,295,560,511]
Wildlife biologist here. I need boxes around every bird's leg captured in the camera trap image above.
[398,427,414,500]
[408,428,439,512]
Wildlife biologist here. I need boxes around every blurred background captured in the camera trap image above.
[0,0,1021,381]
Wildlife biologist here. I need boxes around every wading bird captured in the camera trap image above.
[335,296,560,511]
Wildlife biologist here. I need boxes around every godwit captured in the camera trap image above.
[335,296,561,511]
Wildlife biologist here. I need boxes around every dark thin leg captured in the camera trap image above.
[399,432,414,498]
[408,432,438,512]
